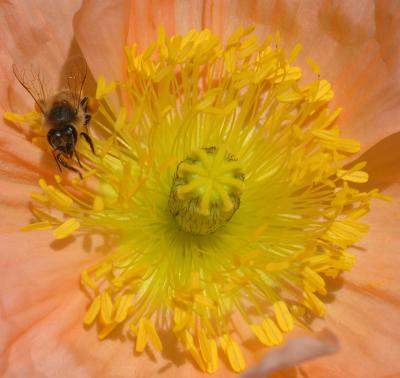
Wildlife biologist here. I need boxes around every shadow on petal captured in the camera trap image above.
[351,132,400,192]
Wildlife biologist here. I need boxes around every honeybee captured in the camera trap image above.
[13,56,97,178]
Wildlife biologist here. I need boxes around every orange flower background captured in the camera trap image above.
[0,1,399,377]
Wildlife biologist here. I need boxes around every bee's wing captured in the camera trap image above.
[12,63,50,113]
[62,56,88,112]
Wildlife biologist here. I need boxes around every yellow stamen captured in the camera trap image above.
[273,301,294,332]
[262,318,283,345]
[20,221,52,232]
[220,335,246,373]
[52,218,80,239]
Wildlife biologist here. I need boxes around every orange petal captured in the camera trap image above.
[375,0,400,82]
[352,132,400,197]
[0,1,82,112]
[299,194,400,376]
[0,2,86,185]
[240,329,339,378]
[0,125,52,178]
[1,2,399,377]
[0,233,239,377]
[173,1,400,152]
[126,1,176,49]
[75,1,400,151]
[74,0,131,83]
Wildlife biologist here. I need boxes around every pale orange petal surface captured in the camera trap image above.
[1,1,399,378]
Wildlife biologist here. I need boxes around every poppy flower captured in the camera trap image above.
[1,1,399,377]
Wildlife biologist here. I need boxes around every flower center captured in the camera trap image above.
[169,146,245,235]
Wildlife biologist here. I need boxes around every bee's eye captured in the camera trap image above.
[55,133,64,142]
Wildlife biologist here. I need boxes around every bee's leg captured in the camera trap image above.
[80,96,89,112]
[52,150,63,172]
[84,113,91,126]
[56,152,83,179]
[80,132,95,154]
[74,149,83,168]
